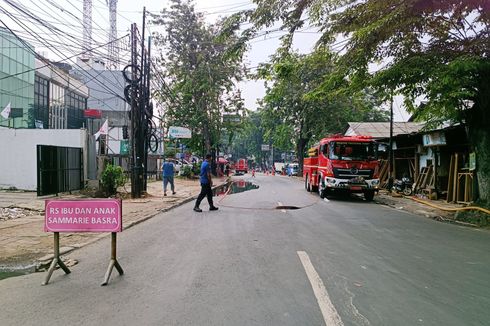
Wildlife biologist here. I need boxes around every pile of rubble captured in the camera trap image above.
[0,207,38,221]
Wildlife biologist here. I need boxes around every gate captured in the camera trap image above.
[37,145,84,196]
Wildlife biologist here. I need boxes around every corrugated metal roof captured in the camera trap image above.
[345,122,425,138]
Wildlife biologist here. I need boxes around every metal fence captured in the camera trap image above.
[37,145,83,196]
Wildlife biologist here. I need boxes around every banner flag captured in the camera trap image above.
[1,102,11,119]
[94,119,108,139]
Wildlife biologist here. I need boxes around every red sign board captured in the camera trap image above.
[84,109,102,119]
[45,199,122,232]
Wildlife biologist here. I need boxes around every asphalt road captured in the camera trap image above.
[1,174,489,326]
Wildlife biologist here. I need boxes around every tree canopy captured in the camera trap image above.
[256,47,387,169]
[249,0,490,201]
[151,0,248,155]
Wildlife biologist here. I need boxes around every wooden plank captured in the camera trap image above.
[452,153,459,203]
[427,165,435,188]
[446,154,454,203]
[393,158,396,181]
[414,166,428,192]
[457,173,463,203]
[414,154,419,185]
[420,166,429,189]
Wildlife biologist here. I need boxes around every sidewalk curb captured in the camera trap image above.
[123,195,198,230]
[34,181,229,270]
[372,194,477,228]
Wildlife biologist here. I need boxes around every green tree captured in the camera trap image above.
[328,0,490,203]
[257,48,387,172]
[224,111,265,165]
[151,0,248,155]
[249,0,490,202]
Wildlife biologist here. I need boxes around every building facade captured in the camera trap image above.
[1,27,89,130]
[0,27,35,128]
[35,59,89,129]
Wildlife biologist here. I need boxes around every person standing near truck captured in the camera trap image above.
[193,154,219,212]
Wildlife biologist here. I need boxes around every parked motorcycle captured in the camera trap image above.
[392,176,413,196]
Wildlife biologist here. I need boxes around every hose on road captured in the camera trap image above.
[410,197,490,215]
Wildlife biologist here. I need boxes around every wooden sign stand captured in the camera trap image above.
[101,232,124,286]
[42,199,124,286]
[42,231,124,286]
[42,232,71,285]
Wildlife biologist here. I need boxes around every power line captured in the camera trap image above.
[0,28,129,81]
[2,0,116,62]
[0,18,129,120]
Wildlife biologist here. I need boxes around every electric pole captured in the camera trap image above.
[388,93,394,192]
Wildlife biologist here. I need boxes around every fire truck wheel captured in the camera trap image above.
[318,178,325,198]
[305,175,311,192]
[364,190,375,201]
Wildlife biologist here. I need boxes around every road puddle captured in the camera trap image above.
[215,180,259,196]
[0,264,36,281]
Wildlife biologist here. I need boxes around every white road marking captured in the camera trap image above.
[297,251,344,326]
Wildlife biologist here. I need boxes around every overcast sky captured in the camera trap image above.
[0,0,409,121]
[117,0,409,121]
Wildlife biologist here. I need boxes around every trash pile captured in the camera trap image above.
[0,207,38,221]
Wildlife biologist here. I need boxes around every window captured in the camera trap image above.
[35,75,49,128]
[65,90,86,129]
[329,142,377,161]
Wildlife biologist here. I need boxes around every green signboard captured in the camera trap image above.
[120,140,129,155]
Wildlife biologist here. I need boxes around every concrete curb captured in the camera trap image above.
[123,195,198,230]
[372,193,471,226]
[34,181,229,270]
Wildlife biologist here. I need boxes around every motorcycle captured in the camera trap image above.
[392,176,413,196]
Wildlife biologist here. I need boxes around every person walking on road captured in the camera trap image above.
[162,157,176,196]
[194,154,219,212]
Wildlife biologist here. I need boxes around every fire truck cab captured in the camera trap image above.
[303,135,380,201]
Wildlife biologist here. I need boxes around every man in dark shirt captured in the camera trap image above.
[193,154,218,212]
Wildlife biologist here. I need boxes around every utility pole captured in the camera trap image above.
[388,93,394,192]
[140,7,147,192]
[129,23,142,198]
[143,35,151,191]
[126,9,152,198]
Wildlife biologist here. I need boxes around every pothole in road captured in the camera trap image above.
[275,205,300,210]
[215,181,259,196]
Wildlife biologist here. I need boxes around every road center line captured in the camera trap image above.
[297,251,344,326]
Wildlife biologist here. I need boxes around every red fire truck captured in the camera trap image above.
[235,158,248,174]
[303,135,380,201]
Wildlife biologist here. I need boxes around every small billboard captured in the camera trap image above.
[168,126,192,139]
